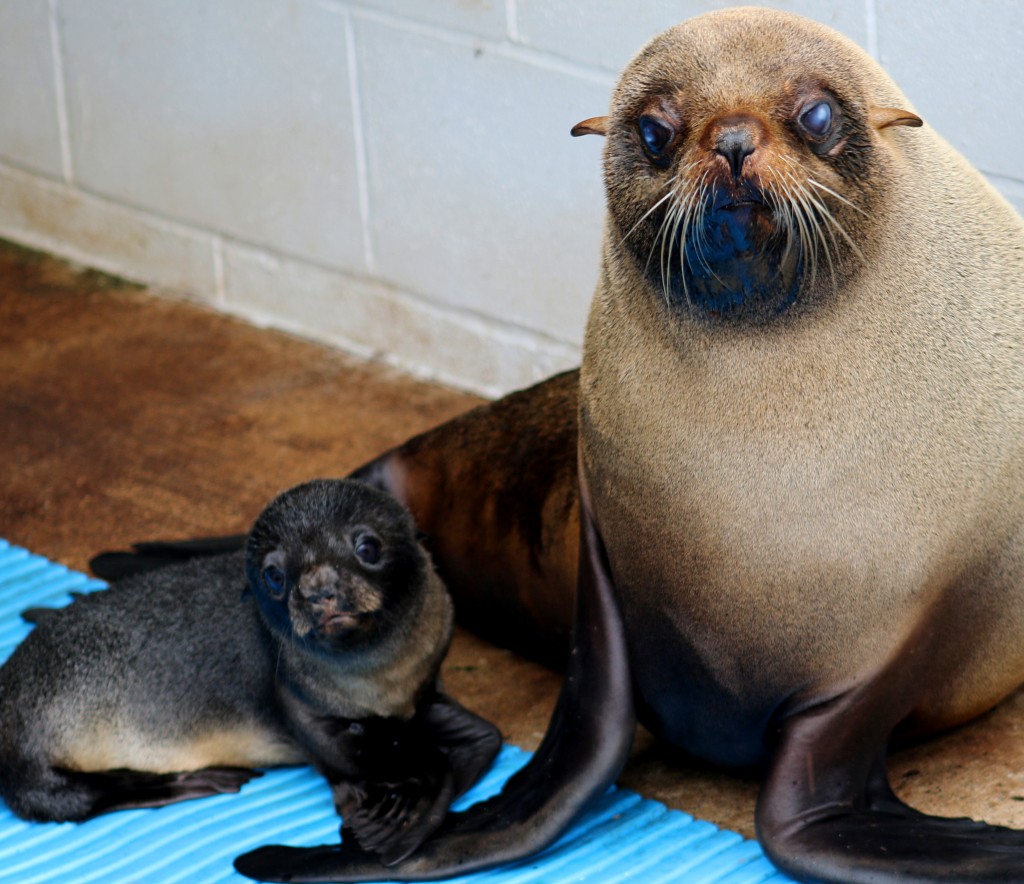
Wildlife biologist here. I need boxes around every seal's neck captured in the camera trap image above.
[276,571,453,721]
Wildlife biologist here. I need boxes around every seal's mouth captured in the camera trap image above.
[318,609,371,637]
[628,179,812,322]
[711,179,766,209]
[719,199,764,213]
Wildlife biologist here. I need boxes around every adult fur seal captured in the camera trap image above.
[102,9,1024,884]
[233,9,1024,884]
[2,479,499,865]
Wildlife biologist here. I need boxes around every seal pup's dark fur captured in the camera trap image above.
[0,479,499,866]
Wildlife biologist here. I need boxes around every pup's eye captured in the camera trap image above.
[355,536,381,565]
[262,564,286,595]
[638,116,674,157]
[799,100,833,138]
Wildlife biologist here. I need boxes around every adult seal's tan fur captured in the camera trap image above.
[576,8,1024,882]
[104,9,1024,883]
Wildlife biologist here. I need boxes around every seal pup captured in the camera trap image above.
[234,8,1024,884]
[1,479,499,865]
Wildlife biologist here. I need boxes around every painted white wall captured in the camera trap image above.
[1,1,1021,396]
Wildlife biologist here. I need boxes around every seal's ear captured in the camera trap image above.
[571,116,610,137]
[869,107,923,130]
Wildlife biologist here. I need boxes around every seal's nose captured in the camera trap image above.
[715,128,756,179]
[298,563,339,602]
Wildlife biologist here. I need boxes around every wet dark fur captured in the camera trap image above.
[1,480,499,866]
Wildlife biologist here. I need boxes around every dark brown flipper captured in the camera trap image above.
[232,468,635,882]
[64,766,261,819]
[335,773,454,868]
[328,693,501,866]
[422,693,501,801]
[332,753,455,867]
[89,535,246,581]
[758,666,1024,882]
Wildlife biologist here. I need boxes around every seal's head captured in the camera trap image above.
[574,8,921,322]
[245,478,428,653]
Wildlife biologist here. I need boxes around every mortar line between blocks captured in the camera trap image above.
[48,0,73,184]
[505,0,520,43]
[320,0,614,86]
[865,0,879,59]
[344,11,375,274]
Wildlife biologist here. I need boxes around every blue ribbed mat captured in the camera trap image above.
[0,539,792,883]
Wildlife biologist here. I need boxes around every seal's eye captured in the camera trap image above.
[638,116,674,159]
[355,536,381,566]
[262,564,286,596]
[799,100,833,138]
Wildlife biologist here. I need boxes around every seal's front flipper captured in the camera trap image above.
[326,694,499,866]
[63,766,261,819]
[758,687,1024,883]
[234,475,635,882]
[89,535,246,581]
[420,692,501,799]
[334,767,456,866]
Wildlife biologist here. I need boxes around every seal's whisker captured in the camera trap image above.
[808,178,869,217]
[656,190,684,305]
[761,173,798,272]
[675,169,710,306]
[669,187,694,305]
[637,169,695,295]
[675,183,697,306]
[777,157,862,278]
[694,175,725,286]
[618,181,679,249]
[649,201,677,292]
[803,187,865,262]
[795,179,835,288]
[776,192,799,276]
[781,171,824,289]
[692,173,713,264]
[789,189,818,290]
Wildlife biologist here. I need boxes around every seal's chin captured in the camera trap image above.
[685,204,801,318]
[644,194,804,322]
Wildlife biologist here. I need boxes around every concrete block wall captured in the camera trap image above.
[1,1,1021,397]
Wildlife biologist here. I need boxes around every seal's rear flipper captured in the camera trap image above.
[21,595,85,624]
[233,473,635,882]
[73,766,261,818]
[89,535,246,581]
[757,683,1024,881]
[2,765,263,822]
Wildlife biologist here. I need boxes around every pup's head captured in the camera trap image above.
[245,479,428,653]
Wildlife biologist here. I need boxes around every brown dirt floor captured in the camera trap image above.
[1,240,1022,840]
